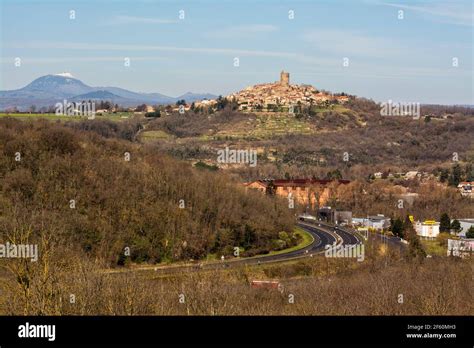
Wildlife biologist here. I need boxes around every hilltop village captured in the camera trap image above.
[195,71,350,112]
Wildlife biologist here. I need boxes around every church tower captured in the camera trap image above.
[280,71,290,86]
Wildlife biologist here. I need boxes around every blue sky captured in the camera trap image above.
[1,0,472,104]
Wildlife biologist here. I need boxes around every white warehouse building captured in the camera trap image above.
[352,214,391,231]
[455,219,474,238]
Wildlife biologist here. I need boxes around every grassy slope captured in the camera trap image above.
[0,112,133,121]
[140,130,174,142]
[421,240,447,256]
[267,226,314,256]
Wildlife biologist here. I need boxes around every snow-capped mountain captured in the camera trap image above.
[0,74,217,110]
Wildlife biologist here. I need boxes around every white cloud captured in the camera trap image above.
[303,29,403,58]
[0,56,169,64]
[205,24,278,38]
[376,1,473,26]
[301,64,472,79]
[11,41,325,64]
[106,15,177,25]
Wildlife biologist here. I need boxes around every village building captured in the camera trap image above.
[226,71,350,112]
[414,220,440,239]
[133,104,155,115]
[352,215,391,231]
[244,178,350,208]
[194,99,217,108]
[317,207,352,224]
[456,218,474,238]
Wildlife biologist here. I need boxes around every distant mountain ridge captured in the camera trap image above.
[71,90,126,101]
[0,74,217,110]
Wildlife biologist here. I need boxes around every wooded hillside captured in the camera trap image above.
[0,118,294,265]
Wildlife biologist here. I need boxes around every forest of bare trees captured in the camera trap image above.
[0,118,294,267]
[146,104,474,176]
[0,110,472,317]
[0,235,471,315]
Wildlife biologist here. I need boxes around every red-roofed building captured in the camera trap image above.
[244,179,350,207]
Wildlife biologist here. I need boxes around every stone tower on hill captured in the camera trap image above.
[280,70,289,86]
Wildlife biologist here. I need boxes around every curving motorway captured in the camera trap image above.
[145,220,363,275]
[105,220,366,276]
[312,221,361,245]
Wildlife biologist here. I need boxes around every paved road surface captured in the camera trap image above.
[108,220,368,275]
[149,221,362,274]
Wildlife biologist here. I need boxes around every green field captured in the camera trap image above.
[207,113,316,140]
[0,112,134,122]
[311,104,350,113]
[139,130,173,142]
[202,106,354,140]
[266,227,314,256]
[421,239,447,256]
